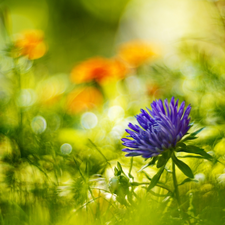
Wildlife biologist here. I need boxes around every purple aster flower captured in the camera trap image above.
[122,97,191,158]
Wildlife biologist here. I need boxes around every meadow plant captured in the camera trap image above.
[115,97,214,222]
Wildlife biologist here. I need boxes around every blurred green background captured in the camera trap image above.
[1,0,225,225]
[1,0,131,72]
[3,0,224,72]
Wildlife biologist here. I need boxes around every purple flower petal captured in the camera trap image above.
[122,97,192,159]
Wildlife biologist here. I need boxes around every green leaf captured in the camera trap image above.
[172,154,194,178]
[191,127,205,136]
[178,178,198,186]
[147,166,164,191]
[179,145,213,161]
[182,136,198,142]
[182,127,204,142]
[140,172,172,192]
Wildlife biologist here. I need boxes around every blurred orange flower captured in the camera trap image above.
[110,58,128,80]
[70,57,128,84]
[118,40,157,67]
[15,30,47,60]
[66,87,103,114]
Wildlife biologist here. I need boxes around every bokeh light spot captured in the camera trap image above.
[60,143,72,154]
[31,116,47,134]
[108,106,124,121]
[81,112,98,129]
[16,89,37,107]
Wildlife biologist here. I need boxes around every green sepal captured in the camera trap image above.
[172,154,194,178]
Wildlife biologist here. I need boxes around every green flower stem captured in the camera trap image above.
[172,152,181,208]
[172,152,191,224]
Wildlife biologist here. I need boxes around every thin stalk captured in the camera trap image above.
[172,153,191,224]
[73,157,96,202]
[129,157,134,180]
[73,157,96,218]
[172,156,181,208]
[88,139,112,170]
[129,157,133,174]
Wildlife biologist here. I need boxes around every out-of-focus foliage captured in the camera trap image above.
[1,0,225,225]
